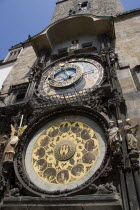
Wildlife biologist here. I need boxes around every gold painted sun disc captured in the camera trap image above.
[54,140,76,161]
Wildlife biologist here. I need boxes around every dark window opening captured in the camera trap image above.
[15,92,25,103]
[69,9,76,16]
[5,49,21,62]
[9,51,13,58]
[82,42,93,48]
[8,83,28,105]
[58,48,68,54]
[78,1,88,11]
[135,68,140,83]
[18,49,21,54]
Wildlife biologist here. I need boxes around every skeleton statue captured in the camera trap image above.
[108,121,122,155]
[124,119,139,151]
[3,123,27,164]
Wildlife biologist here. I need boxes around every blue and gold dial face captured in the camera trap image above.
[48,63,82,88]
[38,58,104,98]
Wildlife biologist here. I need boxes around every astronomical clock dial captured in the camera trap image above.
[38,58,104,98]
[25,115,106,194]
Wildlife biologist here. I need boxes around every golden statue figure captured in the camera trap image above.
[3,124,27,163]
[124,119,139,151]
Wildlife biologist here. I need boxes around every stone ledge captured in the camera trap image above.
[2,194,121,206]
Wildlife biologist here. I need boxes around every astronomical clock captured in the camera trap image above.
[37,58,104,98]
[1,0,140,208]
[14,57,109,197]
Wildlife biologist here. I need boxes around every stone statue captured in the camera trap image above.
[3,124,27,163]
[109,48,116,64]
[124,119,139,151]
[89,183,117,194]
[69,40,78,51]
[9,188,20,197]
[89,183,98,193]
[107,121,122,155]
[98,183,117,194]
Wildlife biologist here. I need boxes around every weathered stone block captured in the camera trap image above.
[115,13,140,70]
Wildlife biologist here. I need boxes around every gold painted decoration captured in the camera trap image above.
[54,140,76,161]
[32,121,99,185]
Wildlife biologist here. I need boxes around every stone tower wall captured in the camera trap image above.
[51,0,125,23]
[115,12,140,147]
[1,45,37,95]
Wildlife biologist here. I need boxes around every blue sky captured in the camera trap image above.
[0,0,140,60]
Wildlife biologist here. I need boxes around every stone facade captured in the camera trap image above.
[51,0,74,23]
[51,0,125,23]
[1,45,37,95]
[115,12,140,69]
[0,1,140,209]
[115,11,140,147]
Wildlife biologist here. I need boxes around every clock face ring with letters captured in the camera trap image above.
[38,58,104,98]
[47,63,82,88]
[24,115,106,194]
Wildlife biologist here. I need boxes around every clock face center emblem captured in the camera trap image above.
[54,140,76,161]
